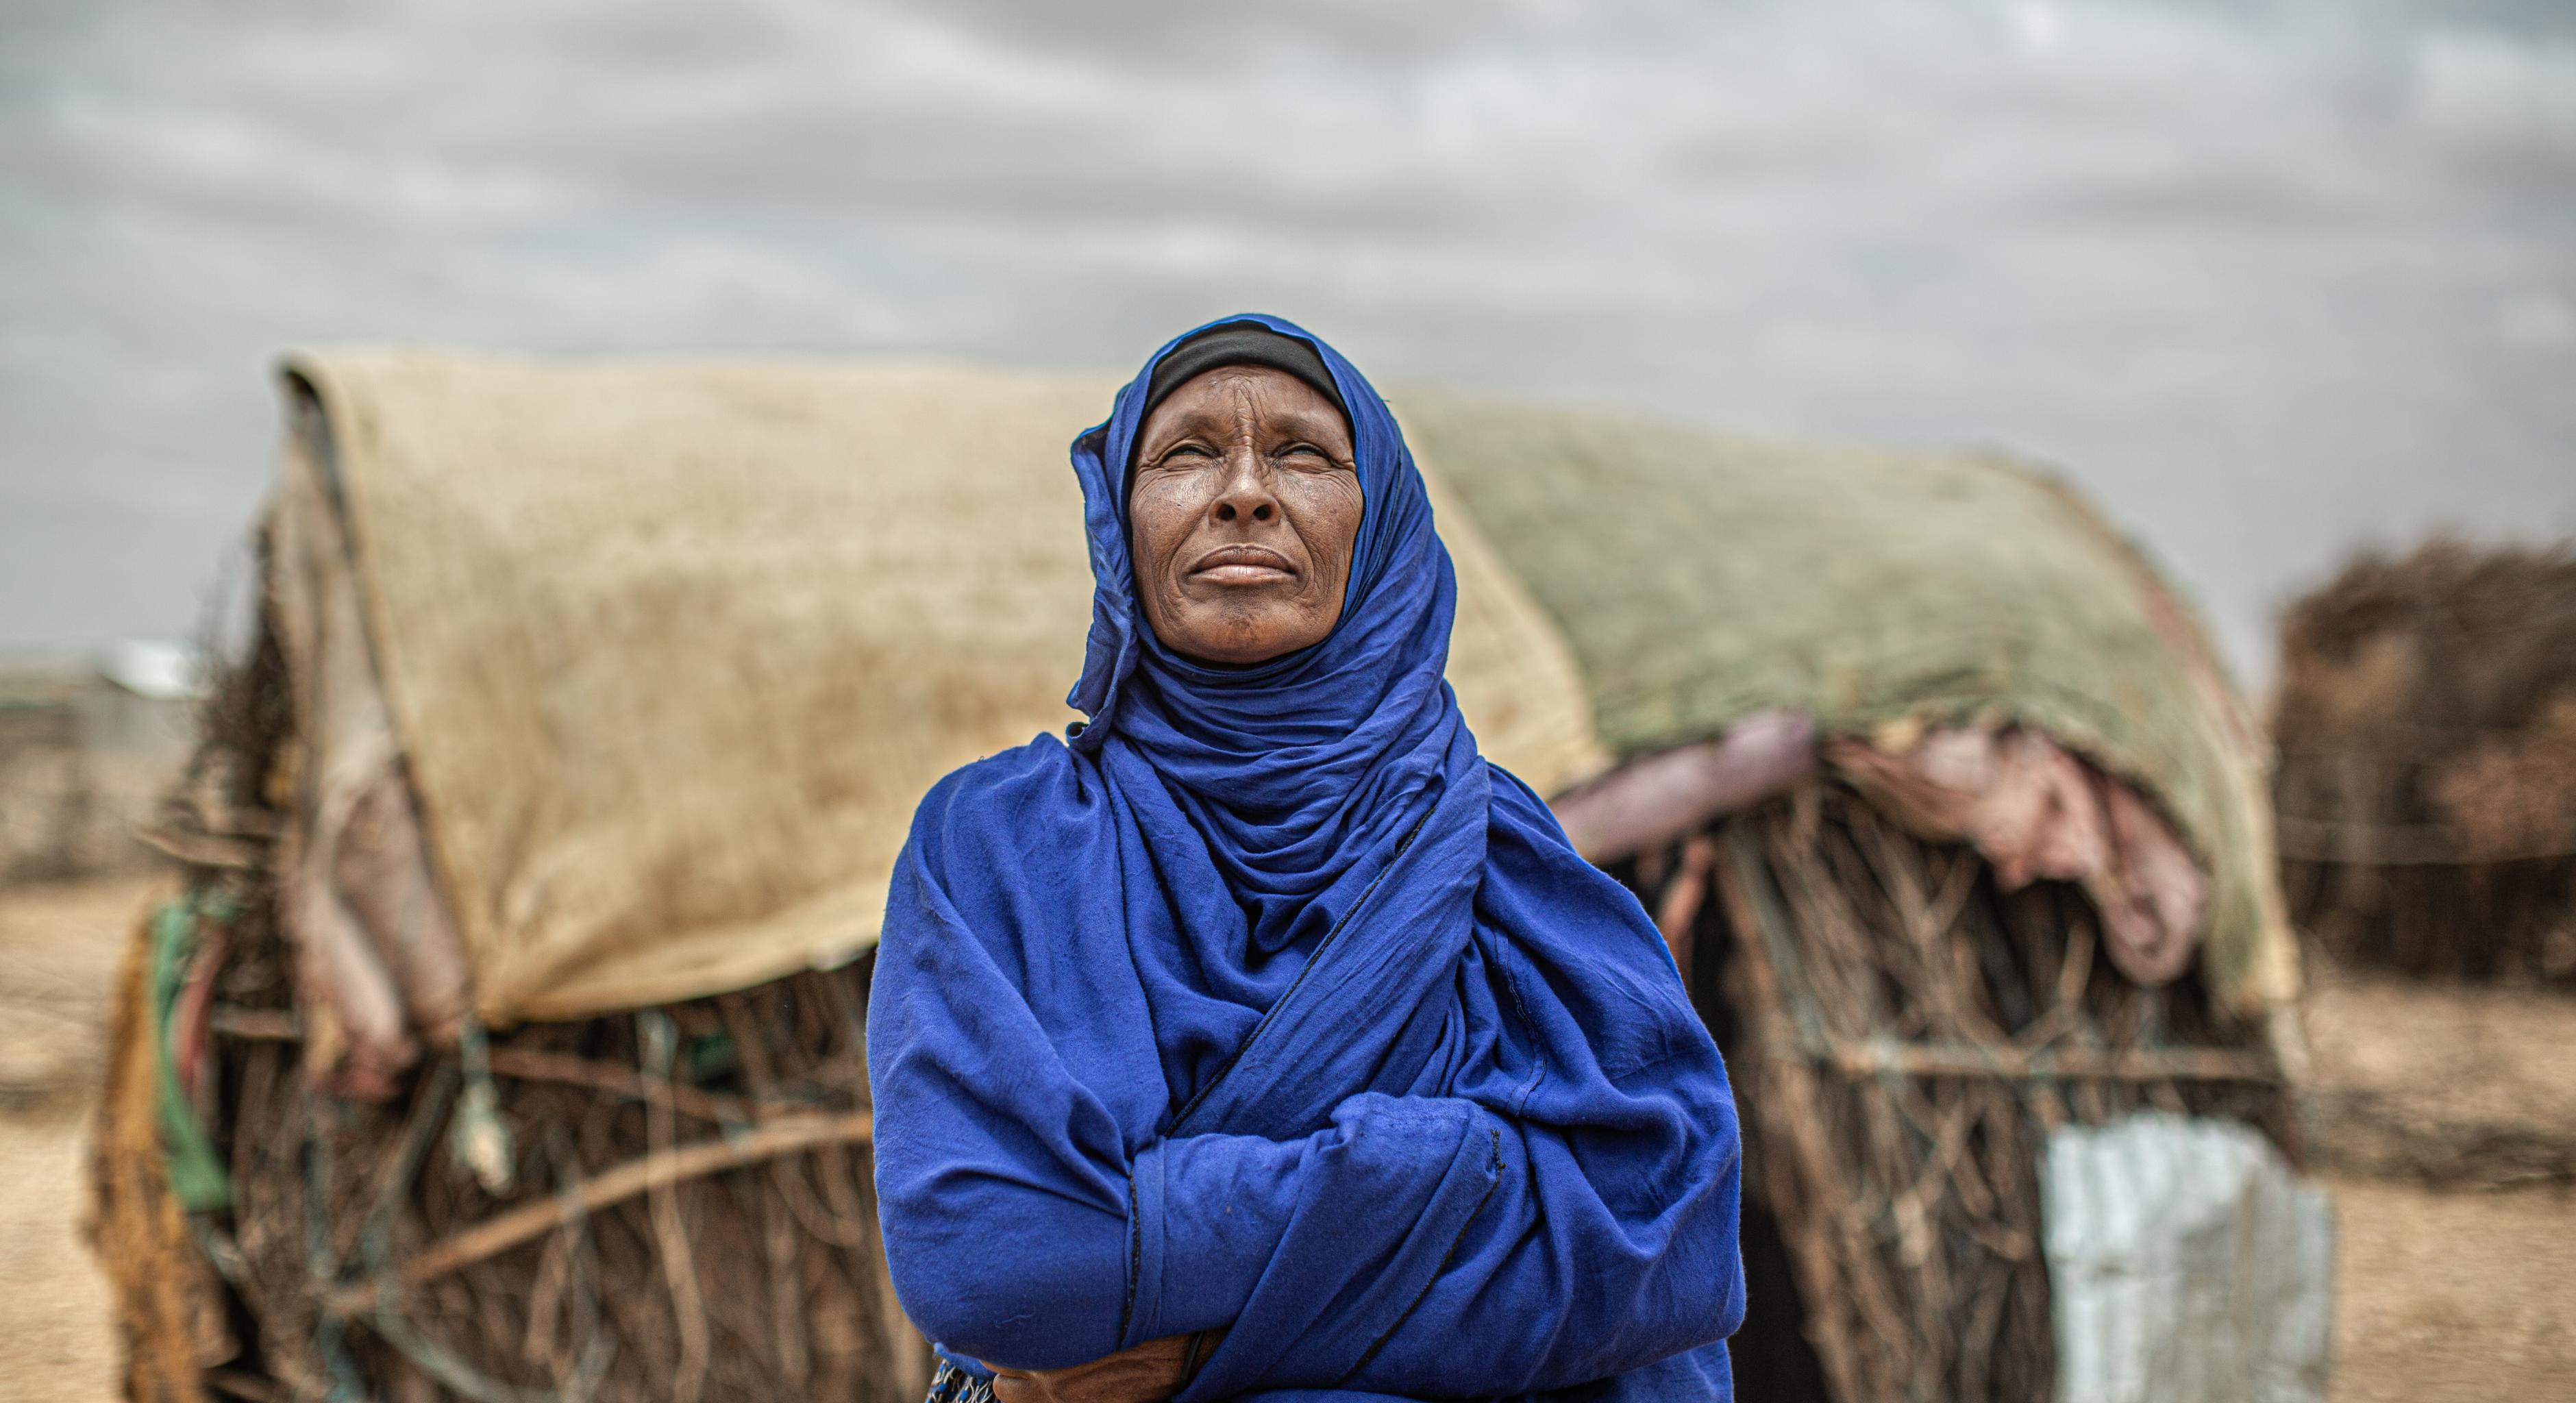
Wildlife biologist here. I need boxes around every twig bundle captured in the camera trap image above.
[111,590,929,1403]
[204,949,920,1403]
[1631,786,2288,1403]
[2272,538,2576,982]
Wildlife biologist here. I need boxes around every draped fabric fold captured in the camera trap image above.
[869,315,1744,1400]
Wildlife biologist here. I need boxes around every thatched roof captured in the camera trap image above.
[276,351,2292,1024]
[1400,393,2293,1010]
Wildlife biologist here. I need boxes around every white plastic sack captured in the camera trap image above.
[2045,1110,2334,1403]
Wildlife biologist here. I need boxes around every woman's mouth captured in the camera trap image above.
[1188,544,1298,586]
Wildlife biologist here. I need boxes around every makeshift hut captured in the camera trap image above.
[95,352,2324,1403]
[1408,399,2321,1403]
[2271,537,2576,986]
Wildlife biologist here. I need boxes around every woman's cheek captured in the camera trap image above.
[1131,480,1193,575]
[1314,481,1364,597]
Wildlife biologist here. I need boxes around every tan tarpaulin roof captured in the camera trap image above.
[283,352,1608,1024]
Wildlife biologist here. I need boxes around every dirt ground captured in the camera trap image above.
[2323,1175,2576,1402]
[1,876,157,1403]
[2303,964,2576,1190]
[1,874,2571,1402]
[2299,963,2576,1400]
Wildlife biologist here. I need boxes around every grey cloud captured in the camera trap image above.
[3,0,2572,675]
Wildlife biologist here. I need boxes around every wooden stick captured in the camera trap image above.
[327,1112,872,1317]
[1711,829,1896,1402]
[210,1006,299,1041]
[1807,1036,2278,1084]
[643,1019,712,1403]
[208,1010,777,1124]
[205,1367,291,1403]
[484,1047,758,1126]
[136,823,267,870]
[1653,836,1717,973]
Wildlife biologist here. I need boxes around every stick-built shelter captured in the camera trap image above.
[93,352,2326,1403]
[2272,538,2576,986]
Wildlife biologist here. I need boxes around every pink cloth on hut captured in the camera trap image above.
[1827,726,2207,986]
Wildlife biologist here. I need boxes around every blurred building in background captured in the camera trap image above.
[0,643,195,883]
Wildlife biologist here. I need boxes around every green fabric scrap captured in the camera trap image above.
[150,897,234,1212]
[687,1030,738,1084]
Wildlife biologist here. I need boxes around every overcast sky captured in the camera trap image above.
[3,0,2571,682]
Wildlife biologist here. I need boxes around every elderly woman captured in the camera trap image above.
[869,316,1745,1403]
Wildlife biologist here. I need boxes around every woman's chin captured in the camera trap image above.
[1161,612,1320,667]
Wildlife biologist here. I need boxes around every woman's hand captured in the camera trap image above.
[984,1331,1222,1403]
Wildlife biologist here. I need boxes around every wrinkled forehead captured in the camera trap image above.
[1132,364,1353,455]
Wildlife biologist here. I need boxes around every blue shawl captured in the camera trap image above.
[869,315,1744,1401]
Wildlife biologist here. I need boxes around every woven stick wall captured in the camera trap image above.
[1628,786,2291,1403]
[116,525,2307,1402]
[118,601,931,1403]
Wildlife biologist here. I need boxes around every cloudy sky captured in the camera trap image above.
[4,0,2571,681]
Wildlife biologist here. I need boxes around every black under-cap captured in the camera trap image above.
[1139,321,1348,424]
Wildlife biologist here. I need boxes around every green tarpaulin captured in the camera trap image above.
[1400,395,2294,1013]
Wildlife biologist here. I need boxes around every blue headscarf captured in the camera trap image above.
[1069,315,1461,952]
[869,316,1744,1401]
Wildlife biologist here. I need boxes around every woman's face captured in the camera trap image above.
[1128,366,1362,666]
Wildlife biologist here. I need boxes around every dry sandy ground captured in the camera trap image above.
[2325,1175,2576,1403]
[2300,966,2576,1401]
[2303,965,2576,1189]
[2,875,2571,1402]
[1,876,158,1403]
[3,1112,119,1403]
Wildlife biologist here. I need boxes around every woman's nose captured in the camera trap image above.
[1209,446,1278,525]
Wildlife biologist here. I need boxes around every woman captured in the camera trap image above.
[869,316,1745,1402]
